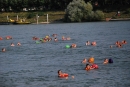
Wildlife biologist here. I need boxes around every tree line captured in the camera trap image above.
[0,0,130,12]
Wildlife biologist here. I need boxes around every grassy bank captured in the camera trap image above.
[0,11,130,23]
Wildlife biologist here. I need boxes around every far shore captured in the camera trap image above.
[0,18,130,25]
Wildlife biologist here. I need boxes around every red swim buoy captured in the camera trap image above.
[91,64,98,69]
[0,37,3,40]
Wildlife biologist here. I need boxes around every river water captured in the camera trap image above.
[0,21,130,87]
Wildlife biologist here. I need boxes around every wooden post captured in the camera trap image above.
[36,14,38,24]
[7,15,9,22]
[17,15,18,21]
[47,14,48,23]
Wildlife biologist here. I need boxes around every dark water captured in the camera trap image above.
[0,21,130,87]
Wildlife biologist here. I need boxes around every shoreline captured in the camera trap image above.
[0,18,130,25]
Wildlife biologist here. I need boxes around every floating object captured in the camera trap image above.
[0,37,3,40]
[88,57,94,63]
[109,58,113,63]
[91,64,98,69]
[66,45,70,48]
[59,73,69,78]
[35,41,40,44]
[6,36,12,40]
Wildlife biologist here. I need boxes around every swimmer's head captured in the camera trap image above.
[2,48,6,52]
[58,70,62,74]
[86,64,89,67]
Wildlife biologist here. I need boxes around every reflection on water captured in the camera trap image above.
[0,21,130,87]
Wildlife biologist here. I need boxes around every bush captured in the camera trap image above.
[94,10,104,21]
[125,8,130,14]
[27,12,36,19]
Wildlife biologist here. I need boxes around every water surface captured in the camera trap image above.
[0,21,130,87]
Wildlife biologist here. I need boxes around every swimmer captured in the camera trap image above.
[17,42,21,46]
[85,64,93,71]
[103,58,109,64]
[71,43,77,48]
[54,38,58,42]
[11,43,15,46]
[52,34,57,37]
[103,58,113,64]
[32,36,39,40]
[117,44,122,48]
[58,70,63,77]
[58,70,69,78]
[62,36,66,40]
[6,36,12,40]
[82,58,87,64]
[110,45,113,48]
[91,41,96,46]
[2,48,6,52]
[66,37,71,40]
[86,41,90,45]
[122,40,127,44]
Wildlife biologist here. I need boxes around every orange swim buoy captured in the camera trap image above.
[6,36,12,40]
[88,57,94,63]
[59,73,69,78]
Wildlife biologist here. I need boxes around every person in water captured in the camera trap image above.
[58,70,69,77]
[122,40,127,44]
[2,48,6,52]
[54,38,58,42]
[58,70,62,77]
[103,58,113,64]
[91,41,96,46]
[71,43,77,48]
[11,43,15,46]
[17,42,21,46]
[103,59,109,64]
[82,58,87,64]
[85,64,93,71]
[86,41,90,45]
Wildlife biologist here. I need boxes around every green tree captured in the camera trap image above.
[64,0,92,22]
[64,0,104,22]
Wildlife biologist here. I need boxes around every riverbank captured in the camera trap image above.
[0,11,130,24]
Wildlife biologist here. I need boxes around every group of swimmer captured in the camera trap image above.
[1,36,21,52]
[58,57,113,79]
[0,36,13,40]
[57,39,127,79]
[114,40,127,48]
[1,34,128,80]
[32,34,71,43]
